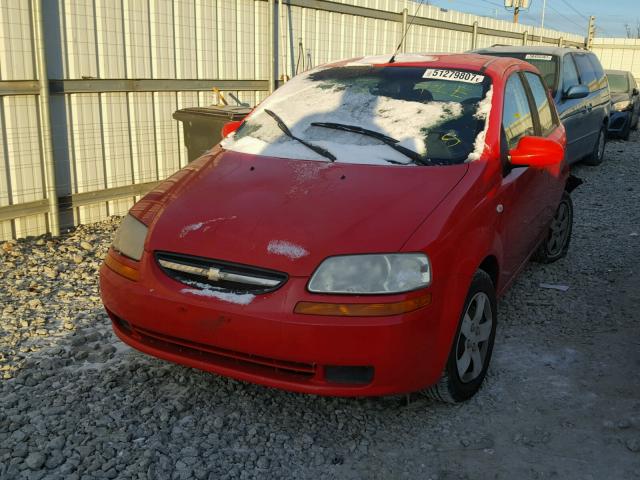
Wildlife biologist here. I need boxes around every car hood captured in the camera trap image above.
[146,150,468,276]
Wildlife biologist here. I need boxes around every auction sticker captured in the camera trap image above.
[422,69,485,83]
[525,54,553,61]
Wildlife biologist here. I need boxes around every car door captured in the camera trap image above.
[522,71,565,228]
[572,53,601,151]
[556,54,587,163]
[495,71,549,282]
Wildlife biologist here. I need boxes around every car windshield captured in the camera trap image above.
[483,52,558,93]
[607,73,629,93]
[222,65,493,166]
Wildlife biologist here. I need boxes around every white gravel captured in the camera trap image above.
[1,132,640,479]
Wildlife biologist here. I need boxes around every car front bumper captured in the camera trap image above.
[608,110,632,136]
[99,251,448,397]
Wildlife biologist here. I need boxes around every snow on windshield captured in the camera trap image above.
[222,65,492,166]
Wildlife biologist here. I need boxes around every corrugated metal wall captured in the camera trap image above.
[0,1,47,240]
[592,38,640,81]
[0,0,586,241]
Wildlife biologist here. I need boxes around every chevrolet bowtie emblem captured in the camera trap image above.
[207,267,222,281]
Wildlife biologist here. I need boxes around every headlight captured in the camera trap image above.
[308,253,431,294]
[112,214,148,261]
[613,100,631,111]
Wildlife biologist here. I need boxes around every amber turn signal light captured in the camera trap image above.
[294,293,431,317]
[104,250,140,282]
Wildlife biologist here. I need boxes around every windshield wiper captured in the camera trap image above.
[264,109,336,162]
[310,122,433,166]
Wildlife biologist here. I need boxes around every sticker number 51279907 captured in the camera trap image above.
[422,69,485,84]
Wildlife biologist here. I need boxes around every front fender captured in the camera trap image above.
[402,161,504,382]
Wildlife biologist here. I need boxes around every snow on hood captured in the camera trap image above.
[221,66,467,165]
[267,240,309,260]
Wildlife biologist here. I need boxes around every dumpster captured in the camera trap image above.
[173,105,251,162]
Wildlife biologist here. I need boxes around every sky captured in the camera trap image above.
[420,0,638,38]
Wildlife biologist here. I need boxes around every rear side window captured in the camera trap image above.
[587,55,607,90]
[573,54,598,92]
[524,72,556,136]
[562,55,580,92]
[503,75,535,150]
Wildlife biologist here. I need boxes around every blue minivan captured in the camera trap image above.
[473,46,611,166]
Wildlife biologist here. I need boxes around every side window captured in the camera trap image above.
[524,72,557,136]
[573,54,598,92]
[562,55,580,92]
[503,74,536,150]
[587,54,607,90]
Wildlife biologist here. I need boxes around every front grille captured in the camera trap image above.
[155,251,287,294]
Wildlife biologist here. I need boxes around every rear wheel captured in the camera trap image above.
[423,270,497,403]
[583,126,606,166]
[532,192,573,264]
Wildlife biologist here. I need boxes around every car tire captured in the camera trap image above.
[621,119,632,141]
[422,270,497,403]
[583,125,606,166]
[532,192,573,264]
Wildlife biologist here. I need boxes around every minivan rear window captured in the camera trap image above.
[607,73,629,93]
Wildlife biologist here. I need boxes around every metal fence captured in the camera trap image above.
[0,0,589,241]
[592,38,640,81]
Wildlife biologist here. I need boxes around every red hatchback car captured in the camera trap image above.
[100,53,572,402]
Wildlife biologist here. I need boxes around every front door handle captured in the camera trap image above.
[586,104,593,112]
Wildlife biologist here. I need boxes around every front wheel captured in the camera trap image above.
[621,118,632,141]
[583,126,606,166]
[423,270,497,403]
[532,192,573,264]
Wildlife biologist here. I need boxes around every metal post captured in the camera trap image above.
[540,0,547,43]
[558,37,564,47]
[278,0,288,83]
[586,16,596,50]
[401,8,408,53]
[523,31,528,46]
[32,0,59,236]
[268,0,276,93]
[471,21,478,50]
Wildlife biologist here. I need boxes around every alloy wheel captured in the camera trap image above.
[547,201,571,256]
[455,292,493,383]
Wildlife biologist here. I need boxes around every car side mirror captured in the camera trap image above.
[221,120,244,138]
[633,87,639,96]
[563,84,589,100]
[509,136,564,168]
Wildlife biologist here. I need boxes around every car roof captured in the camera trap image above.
[472,45,587,57]
[328,52,534,76]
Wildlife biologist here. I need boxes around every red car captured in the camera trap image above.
[100,53,572,402]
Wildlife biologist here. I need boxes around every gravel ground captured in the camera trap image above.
[1,132,640,480]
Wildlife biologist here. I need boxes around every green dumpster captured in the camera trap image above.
[173,105,251,163]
